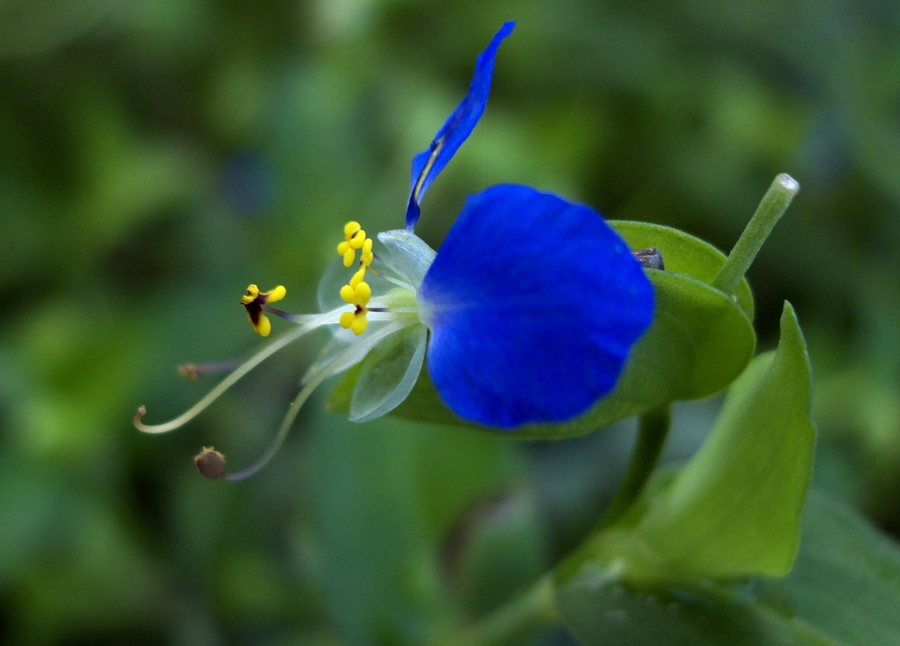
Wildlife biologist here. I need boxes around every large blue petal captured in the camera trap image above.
[405,22,515,230]
[418,184,655,428]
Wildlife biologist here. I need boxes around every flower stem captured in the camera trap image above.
[599,405,671,529]
[430,575,559,646]
[712,173,799,296]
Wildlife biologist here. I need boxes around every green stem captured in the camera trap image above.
[712,173,800,296]
[430,575,559,646]
[431,407,672,646]
[600,405,671,529]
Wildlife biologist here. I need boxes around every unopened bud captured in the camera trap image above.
[632,248,665,271]
[194,447,226,479]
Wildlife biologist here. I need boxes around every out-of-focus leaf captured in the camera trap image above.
[0,0,119,57]
[441,486,545,617]
[555,491,900,646]
[309,414,524,645]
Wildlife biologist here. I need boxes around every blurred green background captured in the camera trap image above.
[1,1,899,644]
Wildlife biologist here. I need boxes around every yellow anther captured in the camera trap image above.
[338,221,371,267]
[339,309,369,336]
[344,221,361,238]
[242,284,260,305]
[265,285,286,303]
[339,281,371,307]
[255,316,272,337]
[355,282,371,305]
[349,230,366,249]
[349,268,366,288]
[360,238,374,266]
[350,315,368,335]
[241,284,286,337]
[335,221,375,336]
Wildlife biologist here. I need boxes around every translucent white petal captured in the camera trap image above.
[377,229,437,287]
[301,320,409,385]
[350,323,427,423]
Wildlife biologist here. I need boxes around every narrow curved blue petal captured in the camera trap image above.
[418,184,654,429]
[405,21,515,230]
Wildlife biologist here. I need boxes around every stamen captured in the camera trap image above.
[178,360,242,381]
[336,221,377,336]
[220,366,331,481]
[367,308,418,315]
[261,305,323,325]
[365,265,416,292]
[195,447,227,479]
[134,309,340,435]
[349,268,366,288]
[242,284,287,337]
[219,319,413,480]
[339,308,368,335]
[337,221,369,267]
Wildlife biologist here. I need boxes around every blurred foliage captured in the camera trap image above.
[0,0,899,644]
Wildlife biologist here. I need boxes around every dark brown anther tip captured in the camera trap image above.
[178,364,202,381]
[194,447,226,480]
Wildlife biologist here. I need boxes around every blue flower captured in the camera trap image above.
[418,184,653,427]
[135,22,654,478]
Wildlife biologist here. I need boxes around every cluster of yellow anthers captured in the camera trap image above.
[336,221,374,335]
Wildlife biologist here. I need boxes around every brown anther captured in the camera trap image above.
[194,447,227,480]
[178,364,202,381]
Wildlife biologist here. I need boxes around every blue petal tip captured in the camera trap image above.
[405,23,515,230]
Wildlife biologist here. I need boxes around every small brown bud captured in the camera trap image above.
[632,247,665,271]
[194,447,226,479]
[178,364,202,381]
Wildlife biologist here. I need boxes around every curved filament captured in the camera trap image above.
[134,310,339,434]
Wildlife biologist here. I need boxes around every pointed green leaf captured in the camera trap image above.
[561,302,814,584]
[627,301,815,577]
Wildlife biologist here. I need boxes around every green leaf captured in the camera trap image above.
[560,302,814,584]
[353,223,758,439]
[555,492,900,646]
[629,301,815,577]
